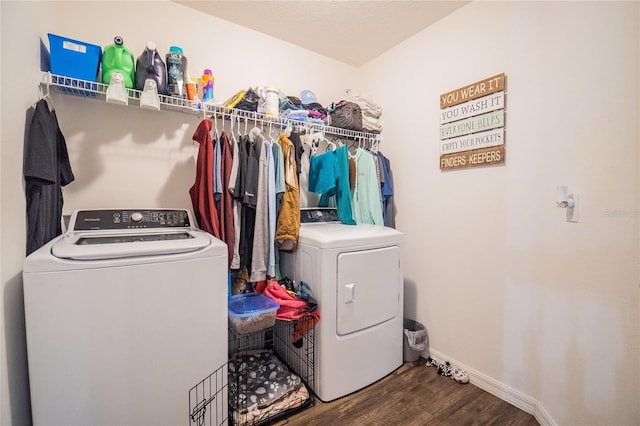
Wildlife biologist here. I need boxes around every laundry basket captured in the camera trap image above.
[403,319,427,362]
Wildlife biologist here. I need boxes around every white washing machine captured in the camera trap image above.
[23,209,228,426]
[279,208,403,402]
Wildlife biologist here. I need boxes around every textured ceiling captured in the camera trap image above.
[175,1,470,66]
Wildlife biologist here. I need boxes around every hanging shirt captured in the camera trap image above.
[228,134,242,269]
[24,100,75,255]
[250,131,268,282]
[332,145,356,225]
[272,139,285,280]
[308,149,338,195]
[351,148,384,225]
[298,133,320,207]
[272,141,285,214]
[238,135,256,272]
[376,151,395,228]
[348,155,357,190]
[266,139,277,278]
[243,135,260,208]
[189,119,221,238]
[214,131,222,199]
[310,146,356,225]
[289,130,303,177]
[219,131,235,266]
[275,133,300,251]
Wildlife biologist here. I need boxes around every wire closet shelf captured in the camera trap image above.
[41,72,383,143]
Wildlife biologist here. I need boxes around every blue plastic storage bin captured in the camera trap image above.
[48,33,102,81]
[228,293,279,334]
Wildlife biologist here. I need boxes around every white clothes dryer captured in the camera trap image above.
[279,208,403,402]
[23,209,228,426]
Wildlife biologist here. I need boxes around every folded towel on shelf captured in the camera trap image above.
[345,89,383,117]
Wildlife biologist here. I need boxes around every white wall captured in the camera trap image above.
[0,1,357,424]
[2,1,639,425]
[360,1,639,425]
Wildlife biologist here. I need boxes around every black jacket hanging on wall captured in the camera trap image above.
[23,99,75,255]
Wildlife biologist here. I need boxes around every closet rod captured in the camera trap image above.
[41,72,382,143]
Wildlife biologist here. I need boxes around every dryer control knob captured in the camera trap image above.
[131,212,144,222]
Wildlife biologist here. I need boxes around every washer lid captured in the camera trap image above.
[51,229,213,260]
[51,208,213,260]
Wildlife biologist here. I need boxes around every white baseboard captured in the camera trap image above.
[426,349,556,426]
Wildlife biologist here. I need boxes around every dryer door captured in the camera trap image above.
[336,245,401,336]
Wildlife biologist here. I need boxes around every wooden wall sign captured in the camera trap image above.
[440,92,504,124]
[439,73,506,170]
[440,110,504,140]
[440,73,505,109]
[440,145,505,170]
[440,128,504,155]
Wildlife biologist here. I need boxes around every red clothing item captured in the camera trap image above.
[189,119,220,238]
[264,281,320,344]
[264,281,308,320]
[219,132,235,266]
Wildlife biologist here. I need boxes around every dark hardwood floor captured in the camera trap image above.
[272,357,538,426]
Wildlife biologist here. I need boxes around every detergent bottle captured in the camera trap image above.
[166,46,187,98]
[201,69,214,102]
[101,36,135,88]
[135,41,167,95]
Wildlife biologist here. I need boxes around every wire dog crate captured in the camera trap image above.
[228,317,316,426]
[189,363,229,426]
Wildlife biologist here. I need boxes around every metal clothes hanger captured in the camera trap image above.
[284,121,293,138]
[249,126,265,144]
[311,131,321,156]
[38,72,55,112]
[229,111,237,145]
[321,131,335,152]
[214,111,219,140]
[221,110,226,135]
[268,121,276,143]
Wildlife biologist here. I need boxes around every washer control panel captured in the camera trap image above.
[72,209,191,231]
[300,208,340,223]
